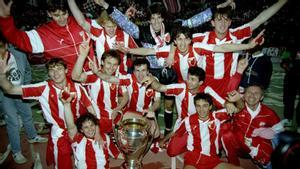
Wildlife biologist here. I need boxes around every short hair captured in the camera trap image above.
[46,0,68,13]
[97,10,116,26]
[245,83,265,94]
[194,93,213,106]
[101,50,121,65]
[171,26,192,42]
[188,66,206,82]
[75,113,98,134]
[146,2,166,20]
[133,58,150,70]
[213,6,233,20]
[45,58,67,70]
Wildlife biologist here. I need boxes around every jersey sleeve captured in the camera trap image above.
[155,45,171,58]
[165,83,185,96]
[230,23,252,43]
[0,16,43,53]
[21,81,47,100]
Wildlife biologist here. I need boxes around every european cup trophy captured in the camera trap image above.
[114,112,154,169]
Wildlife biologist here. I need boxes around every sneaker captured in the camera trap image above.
[28,135,48,143]
[13,152,27,164]
[0,144,11,164]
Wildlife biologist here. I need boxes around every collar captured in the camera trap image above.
[246,103,261,119]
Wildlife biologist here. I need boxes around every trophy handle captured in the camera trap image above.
[113,111,123,128]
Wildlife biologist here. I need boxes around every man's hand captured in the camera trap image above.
[0,0,12,17]
[249,29,265,48]
[224,102,238,115]
[165,43,175,68]
[88,55,101,75]
[113,41,129,53]
[141,74,156,88]
[237,53,249,74]
[78,33,91,59]
[226,90,242,102]
[59,85,77,104]
[125,5,137,19]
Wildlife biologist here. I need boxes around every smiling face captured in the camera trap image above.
[133,64,149,83]
[47,63,67,87]
[244,86,264,109]
[48,10,69,27]
[174,33,191,54]
[102,56,119,75]
[103,20,117,38]
[149,13,164,32]
[187,74,203,92]
[211,14,231,38]
[80,120,96,139]
[195,99,212,121]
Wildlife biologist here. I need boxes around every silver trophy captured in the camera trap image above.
[114,113,153,169]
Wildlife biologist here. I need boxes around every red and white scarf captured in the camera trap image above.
[150,23,170,48]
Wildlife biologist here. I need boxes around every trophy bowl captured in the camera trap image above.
[114,115,153,169]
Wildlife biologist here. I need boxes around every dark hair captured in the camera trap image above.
[146,2,166,20]
[194,93,213,106]
[46,58,67,70]
[213,6,233,20]
[75,113,98,133]
[171,26,192,42]
[47,0,68,13]
[102,50,121,65]
[133,58,150,70]
[245,83,265,93]
[188,66,206,82]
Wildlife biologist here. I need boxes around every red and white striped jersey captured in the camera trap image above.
[84,74,124,119]
[90,20,138,75]
[177,110,229,156]
[192,24,252,81]
[72,133,109,169]
[165,83,225,121]
[21,79,92,129]
[155,44,214,82]
[119,74,161,113]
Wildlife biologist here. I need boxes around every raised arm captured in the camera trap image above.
[67,0,91,33]
[248,0,288,31]
[181,0,235,28]
[72,35,90,82]
[212,30,265,52]
[0,0,42,53]
[0,53,23,95]
[59,89,78,140]
[94,0,140,39]
[114,42,156,56]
